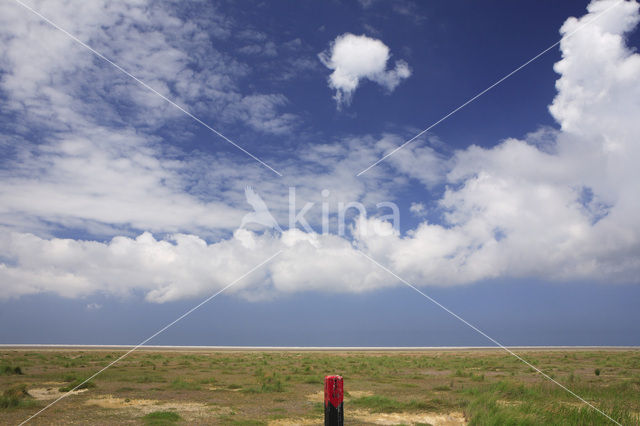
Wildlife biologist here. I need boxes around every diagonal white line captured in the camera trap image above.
[18,250,283,425]
[357,250,622,425]
[356,0,624,176]
[11,0,283,177]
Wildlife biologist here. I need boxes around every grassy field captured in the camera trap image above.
[1,348,639,425]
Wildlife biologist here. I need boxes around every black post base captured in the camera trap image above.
[324,402,343,426]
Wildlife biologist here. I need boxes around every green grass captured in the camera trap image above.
[0,366,23,375]
[58,379,96,392]
[142,410,181,425]
[461,379,640,425]
[0,385,37,410]
[350,395,456,413]
[243,371,285,393]
[465,396,639,426]
[302,376,323,384]
[169,378,201,390]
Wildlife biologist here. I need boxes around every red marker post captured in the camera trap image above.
[324,375,344,425]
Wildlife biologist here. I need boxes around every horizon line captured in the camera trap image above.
[1,344,639,351]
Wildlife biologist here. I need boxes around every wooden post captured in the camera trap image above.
[324,375,343,425]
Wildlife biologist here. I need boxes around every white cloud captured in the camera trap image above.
[224,94,297,135]
[409,202,426,216]
[319,33,411,108]
[381,138,448,188]
[86,303,102,310]
[0,227,391,302]
[371,0,640,286]
[238,41,278,57]
[0,0,295,133]
[0,0,307,237]
[0,126,246,236]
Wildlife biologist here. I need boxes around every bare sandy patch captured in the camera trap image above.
[85,395,158,410]
[271,409,466,426]
[84,395,230,421]
[28,385,88,400]
[497,399,522,407]
[351,408,467,425]
[209,385,241,392]
[268,418,319,425]
[306,390,324,403]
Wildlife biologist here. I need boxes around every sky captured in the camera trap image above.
[1,0,639,346]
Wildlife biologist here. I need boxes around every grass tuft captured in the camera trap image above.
[0,384,36,410]
[142,410,181,425]
[1,366,23,375]
[59,379,96,392]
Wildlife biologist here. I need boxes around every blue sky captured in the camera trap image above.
[1,0,639,346]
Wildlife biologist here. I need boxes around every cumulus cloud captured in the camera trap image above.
[319,33,411,108]
[0,226,391,302]
[379,0,640,286]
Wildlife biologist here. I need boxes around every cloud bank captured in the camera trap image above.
[319,33,411,108]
